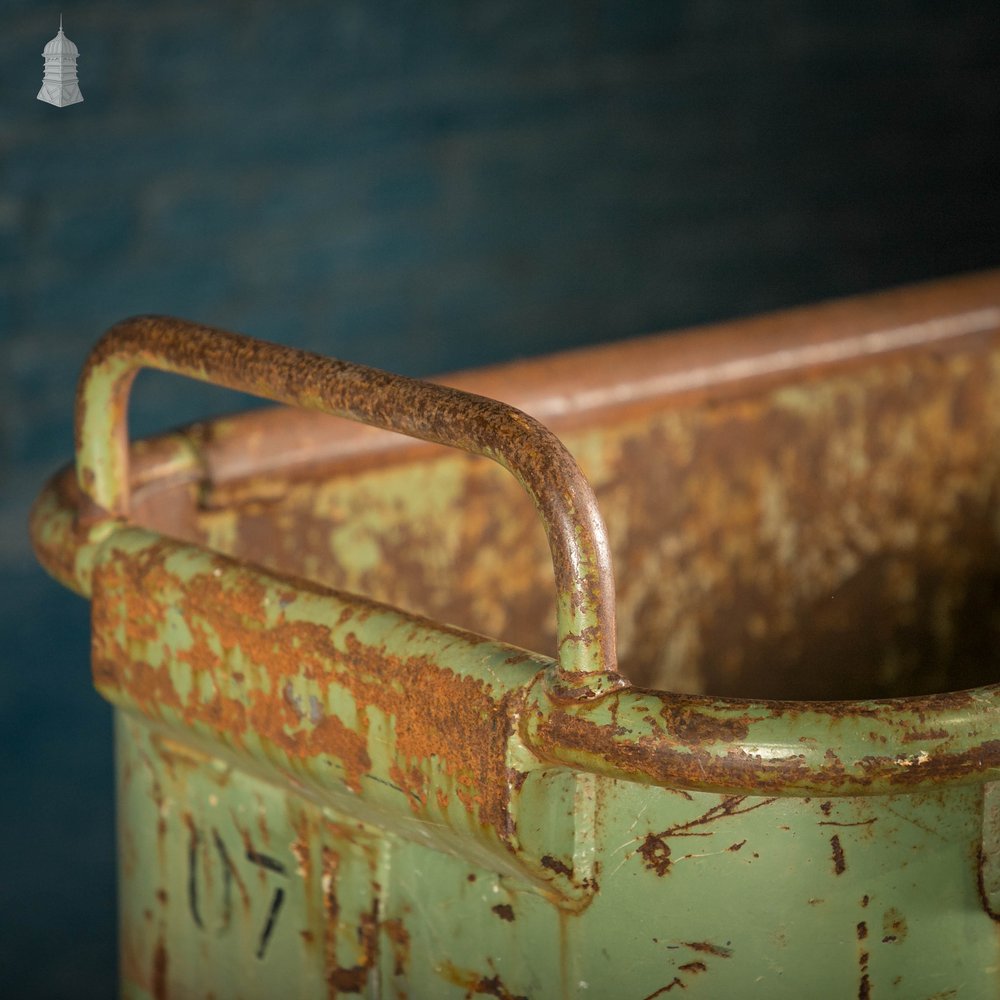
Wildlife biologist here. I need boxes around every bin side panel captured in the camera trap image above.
[116,711,998,998]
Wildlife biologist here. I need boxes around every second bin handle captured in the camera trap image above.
[75,315,620,692]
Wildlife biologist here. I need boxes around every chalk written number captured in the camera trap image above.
[186,823,287,959]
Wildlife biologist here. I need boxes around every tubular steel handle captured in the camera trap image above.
[75,315,619,689]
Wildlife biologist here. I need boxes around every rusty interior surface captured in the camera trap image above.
[126,272,1000,701]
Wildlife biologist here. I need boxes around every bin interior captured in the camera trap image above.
[128,293,1000,702]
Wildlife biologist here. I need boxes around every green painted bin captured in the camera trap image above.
[31,270,1000,998]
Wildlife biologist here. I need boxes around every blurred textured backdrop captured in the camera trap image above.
[3,1,999,994]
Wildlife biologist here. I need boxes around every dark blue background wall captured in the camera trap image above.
[3,1,999,994]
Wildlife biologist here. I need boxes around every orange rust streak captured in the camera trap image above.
[382,918,410,977]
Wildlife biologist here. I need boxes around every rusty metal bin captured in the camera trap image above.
[31,271,1000,998]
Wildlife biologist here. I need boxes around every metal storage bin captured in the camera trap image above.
[31,271,1000,998]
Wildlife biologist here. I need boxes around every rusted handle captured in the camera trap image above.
[75,315,619,688]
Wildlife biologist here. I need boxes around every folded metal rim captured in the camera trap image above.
[31,455,1000,798]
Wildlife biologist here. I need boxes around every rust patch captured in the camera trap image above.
[659,703,750,743]
[638,796,775,876]
[830,835,847,875]
[638,834,673,876]
[491,903,515,922]
[152,938,167,1000]
[881,906,907,943]
[857,898,872,999]
[389,760,428,813]
[901,727,949,743]
[678,961,707,973]
[330,627,513,837]
[437,959,528,1000]
[327,966,367,993]
[290,837,310,880]
[682,941,733,958]
[507,767,529,793]
[540,854,573,878]
[642,979,685,997]
[383,917,410,977]
[326,902,379,994]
